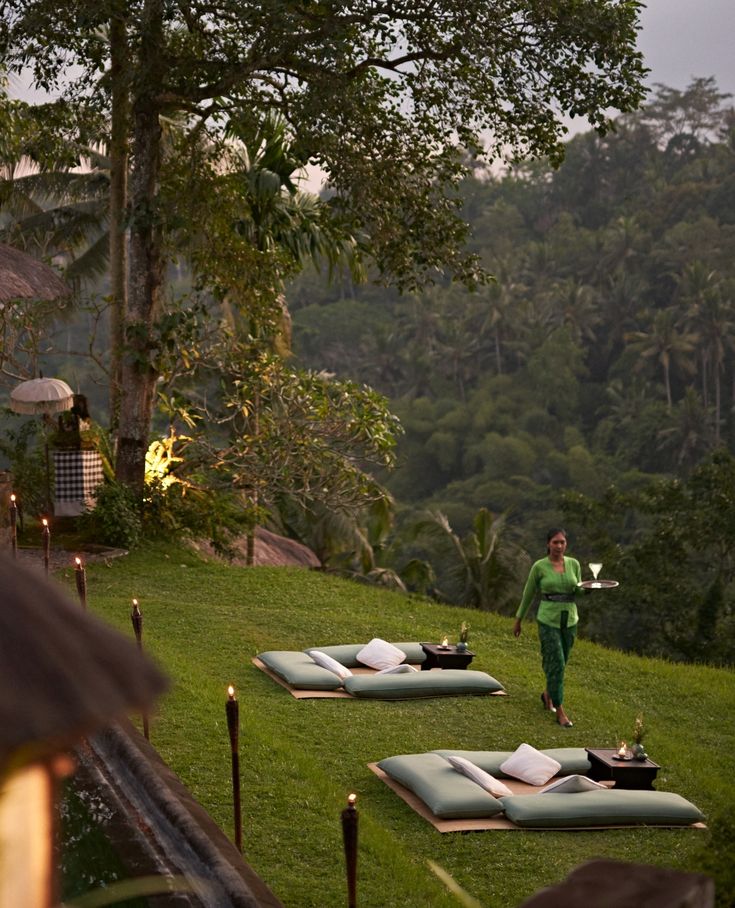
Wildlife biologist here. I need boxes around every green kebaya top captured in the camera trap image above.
[515,555,582,628]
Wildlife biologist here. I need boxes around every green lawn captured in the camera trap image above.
[57,542,735,907]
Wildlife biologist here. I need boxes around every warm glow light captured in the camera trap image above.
[227,685,235,699]
[10,494,15,503]
[618,742,627,756]
[42,518,48,527]
[132,598,138,606]
[75,557,82,567]
[348,793,357,806]
[441,636,449,646]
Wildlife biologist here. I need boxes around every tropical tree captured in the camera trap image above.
[475,260,526,376]
[563,450,735,664]
[180,340,402,529]
[678,264,735,442]
[656,387,715,473]
[411,507,528,612]
[641,77,733,149]
[625,308,698,409]
[1,0,648,491]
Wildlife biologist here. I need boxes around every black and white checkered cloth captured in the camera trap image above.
[53,450,105,512]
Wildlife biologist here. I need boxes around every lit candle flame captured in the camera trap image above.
[348,793,357,807]
[618,742,627,757]
[75,556,82,567]
[227,685,235,699]
[441,635,448,646]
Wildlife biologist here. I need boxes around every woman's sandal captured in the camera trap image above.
[540,692,556,713]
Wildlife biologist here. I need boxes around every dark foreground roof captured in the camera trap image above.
[0,552,168,769]
[0,243,71,303]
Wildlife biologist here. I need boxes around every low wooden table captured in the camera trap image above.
[420,643,474,670]
[585,748,660,790]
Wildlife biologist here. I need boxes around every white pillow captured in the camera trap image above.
[376,664,418,675]
[356,638,406,670]
[307,650,353,680]
[538,774,606,794]
[499,744,562,786]
[447,756,513,797]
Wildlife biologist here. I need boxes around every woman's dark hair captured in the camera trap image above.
[71,394,90,420]
[546,527,567,553]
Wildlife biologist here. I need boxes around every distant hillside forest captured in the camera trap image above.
[288,79,735,664]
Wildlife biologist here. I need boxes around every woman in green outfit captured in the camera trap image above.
[513,528,581,727]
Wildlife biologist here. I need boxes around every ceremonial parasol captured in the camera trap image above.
[9,377,75,513]
[9,376,74,416]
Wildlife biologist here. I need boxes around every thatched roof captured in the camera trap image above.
[0,553,168,770]
[0,243,71,303]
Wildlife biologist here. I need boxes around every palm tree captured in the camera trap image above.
[546,278,601,345]
[625,308,698,410]
[597,215,647,274]
[477,258,526,376]
[678,264,735,443]
[657,388,715,472]
[412,507,528,612]
[0,146,111,282]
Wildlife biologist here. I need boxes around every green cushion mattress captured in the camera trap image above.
[499,789,705,828]
[257,650,343,690]
[344,669,504,699]
[377,753,505,819]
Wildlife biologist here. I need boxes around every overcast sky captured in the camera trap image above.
[638,0,735,96]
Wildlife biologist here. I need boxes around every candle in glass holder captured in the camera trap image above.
[617,741,628,758]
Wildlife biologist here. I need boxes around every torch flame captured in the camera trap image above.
[42,518,48,527]
[348,793,357,807]
[75,556,82,567]
[227,685,235,699]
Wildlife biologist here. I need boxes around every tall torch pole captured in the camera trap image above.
[42,518,50,577]
[342,793,358,908]
[74,557,87,609]
[226,685,243,852]
[130,599,150,740]
[9,494,18,559]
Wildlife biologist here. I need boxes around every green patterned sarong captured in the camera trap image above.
[538,611,577,708]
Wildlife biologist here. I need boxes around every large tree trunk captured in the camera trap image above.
[108,5,129,438]
[115,0,164,491]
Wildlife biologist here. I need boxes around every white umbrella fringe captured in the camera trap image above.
[10,378,74,415]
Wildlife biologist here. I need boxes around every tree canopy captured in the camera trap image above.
[0,0,648,488]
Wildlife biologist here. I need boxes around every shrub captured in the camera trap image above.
[80,481,142,549]
[142,478,248,555]
[0,420,48,518]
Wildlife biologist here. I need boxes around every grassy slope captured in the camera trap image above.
[57,542,734,908]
